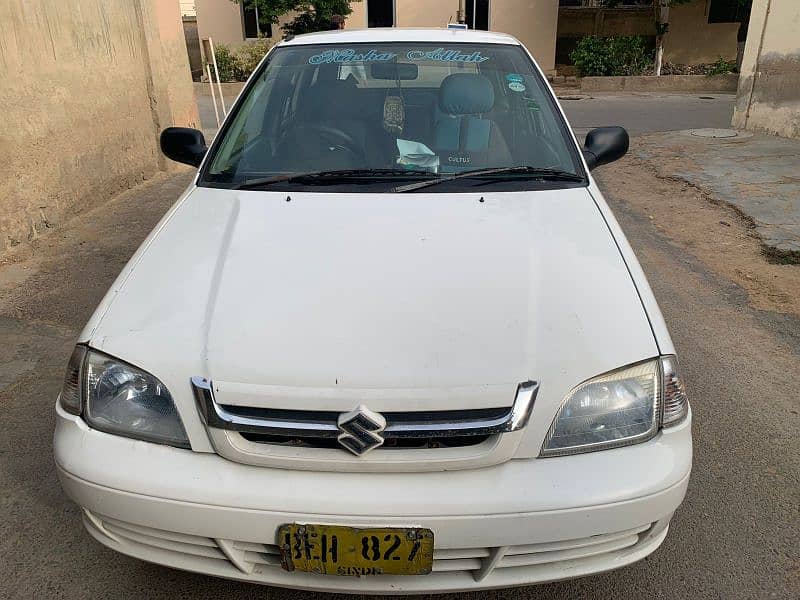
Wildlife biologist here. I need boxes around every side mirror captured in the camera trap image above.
[582,126,629,170]
[160,127,207,167]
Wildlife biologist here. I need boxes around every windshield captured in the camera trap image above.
[200,42,585,192]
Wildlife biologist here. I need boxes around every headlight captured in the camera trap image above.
[541,356,688,457]
[59,346,189,448]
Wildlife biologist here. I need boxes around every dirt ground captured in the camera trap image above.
[598,138,800,319]
[0,172,194,321]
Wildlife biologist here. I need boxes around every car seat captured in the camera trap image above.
[433,73,512,172]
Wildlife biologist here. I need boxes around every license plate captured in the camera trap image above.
[277,524,434,576]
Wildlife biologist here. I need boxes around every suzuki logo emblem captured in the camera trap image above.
[337,405,387,456]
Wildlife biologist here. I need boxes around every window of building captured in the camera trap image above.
[708,0,749,23]
[242,3,272,38]
[466,0,490,31]
[367,0,394,28]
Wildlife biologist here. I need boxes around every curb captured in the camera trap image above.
[581,74,738,93]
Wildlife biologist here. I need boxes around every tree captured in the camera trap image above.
[231,0,361,38]
[601,0,750,76]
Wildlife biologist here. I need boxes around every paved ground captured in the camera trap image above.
[197,89,240,139]
[560,92,736,137]
[633,130,800,258]
[1,95,798,599]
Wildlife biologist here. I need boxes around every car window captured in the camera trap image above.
[201,42,584,191]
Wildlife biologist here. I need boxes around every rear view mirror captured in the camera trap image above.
[582,126,629,170]
[370,62,419,81]
[160,127,207,167]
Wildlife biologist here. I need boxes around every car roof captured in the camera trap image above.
[279,27,521,47]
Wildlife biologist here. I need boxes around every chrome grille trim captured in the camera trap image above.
[191,376,539,440]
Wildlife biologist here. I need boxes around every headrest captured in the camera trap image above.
[438,73,495,116]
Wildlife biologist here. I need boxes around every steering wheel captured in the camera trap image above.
[283,122,364,163]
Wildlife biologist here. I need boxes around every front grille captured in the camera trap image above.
[191,376,539,453]
[233,406,504,449]
[86,511,656,582]
[240,431,491,449]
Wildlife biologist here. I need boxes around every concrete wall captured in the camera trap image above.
[347,1,368,27]
[492,1,559,73]
[732,0,800,139]
[664,1,738,64]
[581,73,738,93]
[0,0,198,251]
[558,7,654,38]
[148,0,201,139]
[396,1,458,27]
[196,0,245,47]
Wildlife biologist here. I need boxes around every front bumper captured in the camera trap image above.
[54,403,692,593]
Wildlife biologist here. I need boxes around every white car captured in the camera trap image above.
[55,28,691,593]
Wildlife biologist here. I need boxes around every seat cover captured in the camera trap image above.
[433,73,509,171]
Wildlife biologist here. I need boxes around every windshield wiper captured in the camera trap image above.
[233,168,437,190]
[392,166,585,192]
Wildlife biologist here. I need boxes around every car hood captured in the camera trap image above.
[86,186,657,425]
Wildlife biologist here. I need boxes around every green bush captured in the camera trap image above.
[707,57,737,76]
[210,44,243,82]
[570,36,654,77]
[235,38,273,78]
[208,38,274,82]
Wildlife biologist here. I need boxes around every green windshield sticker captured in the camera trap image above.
[508,81,526,92]
[406,48,490,63]
[506,73,524,83]
[308,49,397,64]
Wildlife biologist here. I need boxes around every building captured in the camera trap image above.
[195,0,559,72]
[193,0,744,75]
[732,0,800,139]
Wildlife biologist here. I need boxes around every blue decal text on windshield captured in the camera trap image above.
[406,48,490,63]
[308,49,398,64]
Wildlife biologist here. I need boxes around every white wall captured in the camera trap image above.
[732,0,800,138]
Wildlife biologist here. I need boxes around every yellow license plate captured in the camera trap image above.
[277,524,434,576]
